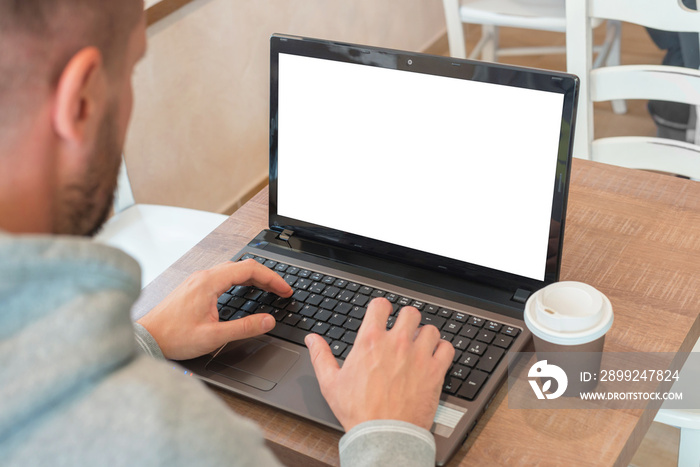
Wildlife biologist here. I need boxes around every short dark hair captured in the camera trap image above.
[0,0,143,127]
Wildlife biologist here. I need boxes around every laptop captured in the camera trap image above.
[181,34,578,465]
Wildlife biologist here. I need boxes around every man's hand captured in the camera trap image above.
[137,259,292,360]
[305,298,454,431]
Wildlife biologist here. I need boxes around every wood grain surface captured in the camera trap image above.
[132,159,700,466]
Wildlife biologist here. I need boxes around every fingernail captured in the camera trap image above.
[262,315,275,332]
[304,334,314,349]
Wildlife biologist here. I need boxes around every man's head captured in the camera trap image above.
[0,0,146,236]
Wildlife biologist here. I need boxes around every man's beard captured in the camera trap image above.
[53,105,123,237]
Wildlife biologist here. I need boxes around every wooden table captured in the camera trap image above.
[132,158,700,466]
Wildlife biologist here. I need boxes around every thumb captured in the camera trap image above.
[305,333,339,391]
[214,314,276,344]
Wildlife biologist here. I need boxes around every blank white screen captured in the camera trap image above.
[277,53,564,281]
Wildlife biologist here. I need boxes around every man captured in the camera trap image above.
[0,1,454,465]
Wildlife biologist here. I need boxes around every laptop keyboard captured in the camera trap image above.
[216,254,521,402]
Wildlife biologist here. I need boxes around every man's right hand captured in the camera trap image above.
[305,298,454,431]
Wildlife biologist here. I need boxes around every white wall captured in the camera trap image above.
[125,0,446,213]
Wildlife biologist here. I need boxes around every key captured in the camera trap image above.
[450,365,470,380]
[326,326,345,340]
[322,275,336,284]
[284,300,304,313]
[350,294,369,307]
[267,323,309,345]
[349,306,367,319]
[443,377,462,395]
[476,329,496,344]
[241,300,259,313]
[306,294,323,306]
[320,298,339,310]
[341,331,357,344]
[329,313,346,326]
[438,308,454,319]
[493,335,514,349]
[476,346,504,373]
[300,305,318,317]
[217,293,232,306]
[308,282,325,294]
[459,353,479,368]
[292,290,310,302]
[322,286,340,298]
[219,306,235,321]
[334,302,353,315]
[298,317,315,331]
[421,314,446,329]
[468,316,485,327]
[457,370,488,400]
[294,278,312,290]
[314,309,332,322]
[459,325,479,339]
[468,342,486,356]
[444,321,462,334]
[344,317,361,331]
[336,290,355,302]
[313,322,331,335]
[453,336,471,351]
[330,341,348,357]
[282,313,301,327]
[501,326,520,337]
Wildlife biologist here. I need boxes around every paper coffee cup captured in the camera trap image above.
[524,281,613,395]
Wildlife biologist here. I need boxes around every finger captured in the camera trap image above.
[359,297,393,333]
[413,323,442,353]
[390,306,422,338]
[212,259,293,297]
[432,339,456,374]
[305,333,340,391]
[207,313,276,346]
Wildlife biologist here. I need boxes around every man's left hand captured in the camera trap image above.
[137,259,293,360]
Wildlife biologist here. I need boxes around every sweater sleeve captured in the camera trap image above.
[339,420,436,467]
[132,322,165,360]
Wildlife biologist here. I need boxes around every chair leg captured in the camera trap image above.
[606,20,627,114]
[482,24,498,62]
[678,426,700,467]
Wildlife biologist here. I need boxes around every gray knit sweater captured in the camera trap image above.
[0,233,435,466]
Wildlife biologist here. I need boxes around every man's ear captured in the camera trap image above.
[53,47,106,145]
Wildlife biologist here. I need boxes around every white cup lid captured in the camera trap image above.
[524,281,613,346]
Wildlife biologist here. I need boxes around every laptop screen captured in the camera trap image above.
[270,35,577,285]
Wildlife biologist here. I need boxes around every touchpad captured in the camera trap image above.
[206,339,299,391]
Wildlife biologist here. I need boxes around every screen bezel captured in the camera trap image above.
[268,34,578,292]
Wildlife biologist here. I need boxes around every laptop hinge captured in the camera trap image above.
[278,229,294,242]
[511,288,531,304]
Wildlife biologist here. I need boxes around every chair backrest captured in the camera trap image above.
[566,0,700,179]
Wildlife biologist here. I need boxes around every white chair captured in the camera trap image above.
[443,1,621,94]
[94,157,228,288]
[653,337,700,467]
[566,0,700,179]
